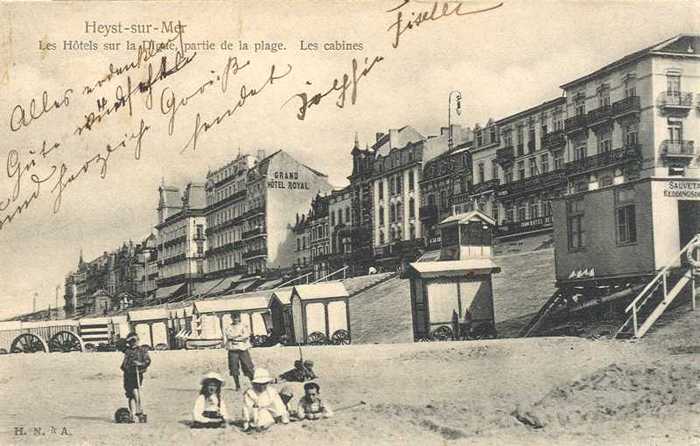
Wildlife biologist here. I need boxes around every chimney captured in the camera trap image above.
[257,149,266,162]
[375,132,385,142]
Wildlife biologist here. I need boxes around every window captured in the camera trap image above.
[625,124,638,146]
[427,194,435,206]
[396,175,402,194]
[409,198,415,218]
[598,84,610,108]
[575,142,587,161]
[478,163,485,183]
[440,190,448,211]
[668,119,683,142]
[379,231,385,245]
[389,177,395,196]
[330,211,335,226]
[409,223,416,240]
[378,206,384,225]
[529,198,539,218]
[541,154,549,173]
[390,204,395,223]
[553,108,563,131]
[492,204,499,224]
[528,125,536,153]
[408,170,415,191]
[517,201,527,221]
[504,167,513,184]
[567,199,585,250]
[529,158,538,177]
[516,126,524,156]
[345,206,351,223]
[378,181,384,200]
[491,160,498,181]
[554,150,564,170]
[476,130,483,146]
[396,202,403,221]
[575,97,585,116]
[504,203,514,223]
[615,187,637,244]
[543,199,552,217]
[517,161,525,180]
[598,130,612,153]
[489,127,497,143]
[667,74,681,96]
[503,129,513,147]
[624,76,637,98]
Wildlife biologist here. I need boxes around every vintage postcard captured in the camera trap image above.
[1,0,699,444]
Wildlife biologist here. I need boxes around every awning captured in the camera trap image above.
[256,278,283,290]
[232,278,260,293]
[193,274,243,297]
[439,210,495,227]
[292,282,349,301]
[193,293,271,314]
[128,307,171,322]
[270,287,294,305]
[407,259,501,278]
[155,283,186,301]
[417,250,442,262]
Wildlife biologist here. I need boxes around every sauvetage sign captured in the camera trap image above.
[663,181,700,199]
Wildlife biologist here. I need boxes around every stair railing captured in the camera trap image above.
[312,266,349,283]
[620,234,699,338]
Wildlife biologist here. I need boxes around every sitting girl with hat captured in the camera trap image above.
[241,368,289,432]
[192,372,230,428]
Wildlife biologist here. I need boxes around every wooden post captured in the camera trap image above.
[632,306,638,338]
[148,322,154,348]
[692,269,696,311]
[323,302,330,339]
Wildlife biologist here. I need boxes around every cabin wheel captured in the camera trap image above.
[307,331,328,345]
[430,326,453,341]
[331,329,350,345]
[10,333,48,353]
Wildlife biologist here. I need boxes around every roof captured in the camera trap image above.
[79,316,126,325]
[495,97,565,125]
[193,275,243,297]
[439,210,496,227]
[417,250,442,262]
[560,34,700,90]
[193,294,271,314]
[271,288,294,305]
[128,308,171,322]
[408,259,501,277]
[292,282,349,301]
[257,278,283,290]
[232,278,260,292]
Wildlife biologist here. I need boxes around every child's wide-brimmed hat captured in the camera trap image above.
[200,372,225,385]
[303,360,314,367]
[252,368,274,384]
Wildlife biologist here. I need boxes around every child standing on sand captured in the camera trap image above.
[120,332,151,423]
[192,372,230,428]
[241,368,289,431]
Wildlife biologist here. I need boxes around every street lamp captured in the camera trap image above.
[448,90,463,150]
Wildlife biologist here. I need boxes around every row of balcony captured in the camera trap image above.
[242,227,266,240]
[565,96,642,133]
[242,249,267,260]
[373,238,425,258]
[565,144,642,176]
[496,169,567,198]
[661,140,695,159]
[658,91,694,112]
[161,234,186,249]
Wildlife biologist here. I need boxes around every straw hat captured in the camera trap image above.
[200,372,225,385]
[251,368,274,384]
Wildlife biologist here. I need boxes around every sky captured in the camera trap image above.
[0,0,698,319]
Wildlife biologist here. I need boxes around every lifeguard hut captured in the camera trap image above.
[407,211,500,341]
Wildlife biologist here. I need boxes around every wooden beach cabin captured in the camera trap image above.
[128,308,172,349]
[190,293,272,348]
[269,288,294,342]
[289,282,351,345]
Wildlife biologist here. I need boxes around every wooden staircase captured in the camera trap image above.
[519,289,566,337]
[615,236,699,340]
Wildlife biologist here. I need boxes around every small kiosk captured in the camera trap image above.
[407,211,500,341]
[289,282,351,345]
[128,308,172,349]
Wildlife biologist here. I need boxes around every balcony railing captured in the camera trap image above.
[193,232,205,241]
[658,92,693,111]
[496,215,553,237]
[496,169,566,197]
[541,130,566,151]
[564,114,587,133]
[565,144,641,176]
[586,105,612,126]
[661,140,695,158]
[496,146,515,166]
[242,249,267,260]
[612,95,640,116]
[471,178,499,195]
[419,204,438,221]
[242,227,266,239]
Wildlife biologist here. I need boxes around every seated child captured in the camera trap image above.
[241,368,289,432]
[278,360,317,382]
[278,386,297,420]
[120,332,151,423]
[192,372,230,428]
[297,382,333,420]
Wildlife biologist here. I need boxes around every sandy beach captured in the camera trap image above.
[1,315,699,446]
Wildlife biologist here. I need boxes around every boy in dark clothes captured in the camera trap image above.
[120,332,151,423]
[277,359,317,383]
